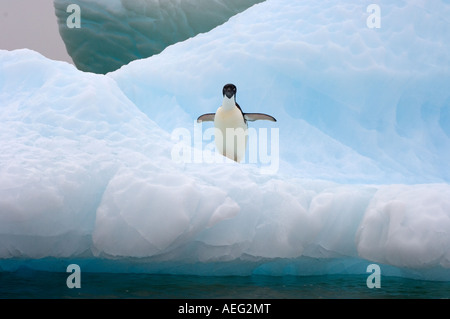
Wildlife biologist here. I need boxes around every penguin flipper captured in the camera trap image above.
[244,113,277,122]
[197,113,215,123]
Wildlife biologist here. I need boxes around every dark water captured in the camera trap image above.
[0,269,449,299]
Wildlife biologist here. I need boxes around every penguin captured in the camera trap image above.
[197,83,276,162]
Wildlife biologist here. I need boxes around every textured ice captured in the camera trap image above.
[1,0,450,281]
[54,0,265,73]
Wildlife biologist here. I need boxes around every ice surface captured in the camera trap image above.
[53,0,265,73]
[110,0,450,185]
[1,0,450,281]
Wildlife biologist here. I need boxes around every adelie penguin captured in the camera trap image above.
[197,84,276,162]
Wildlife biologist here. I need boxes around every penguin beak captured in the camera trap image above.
[224,90,234,99]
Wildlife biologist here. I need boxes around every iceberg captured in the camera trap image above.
[1,0,449,281]
[53,0,265,73]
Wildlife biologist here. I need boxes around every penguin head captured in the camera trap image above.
[223,83,237,100]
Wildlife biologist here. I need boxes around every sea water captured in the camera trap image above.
[1,269,449,299]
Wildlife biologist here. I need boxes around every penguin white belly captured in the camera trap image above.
[214,106,248,162]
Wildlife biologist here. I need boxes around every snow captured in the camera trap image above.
[1,0,450,281]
